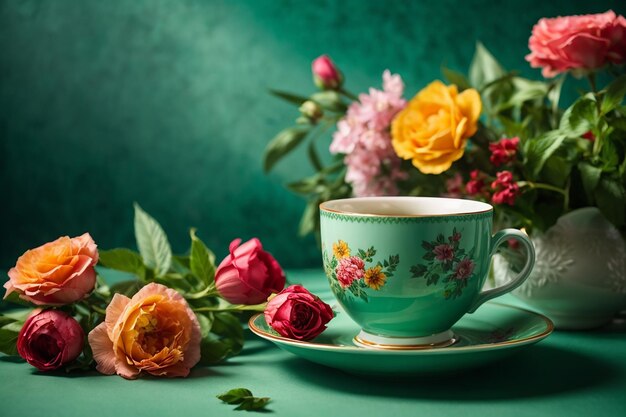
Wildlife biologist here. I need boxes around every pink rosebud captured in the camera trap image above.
[491,171,520,206]
[17,310,84,371]
[489,137,520,167]
[312,55,343,90]
[526,10,626,77]
[264,285,334,341]
[215,238,286,305]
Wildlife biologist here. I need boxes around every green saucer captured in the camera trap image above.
[249,302,553,376]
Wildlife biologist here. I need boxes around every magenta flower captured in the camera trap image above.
[454,259,475,280]
[489,137,520,167]
[335,256,365,288]
[433,244,454,262]
[491,171,520,206]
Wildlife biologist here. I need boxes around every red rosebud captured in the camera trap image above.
[17,310,84,371]
[215,238,286,305]
[264,285,334,341]
[312,55,343,90]
[489,137,520,167]
[491,171,520,206]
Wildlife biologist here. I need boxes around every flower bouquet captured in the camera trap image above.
[263,10,626,240]
[0,203,333,395]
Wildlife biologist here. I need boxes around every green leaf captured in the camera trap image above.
[595,177,626,227]
[133,203,172,277]
[263,127,310,172]
[310,91,347,112]
[269,89,309,106]
[189,229,216,288]
[541,155,573,187]
[109,279,142,297]
[601,74,626,114]
[559,97,597,138]
[0,328,19,356]
[578,162,603,203]
[0,315,17,328]
[197,312,244,365]
[98,248,145,278]
[217,388,271,411]
[469,41,506,89]
[441,67,471,90]
[524,131,566,178]
[235,397,271,411]
[497,77,549,111]
[286,175,321,194]
[217,388,253,404]
[298,199,319,237]
[307,140,323,172]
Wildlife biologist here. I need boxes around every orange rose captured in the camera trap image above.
[391,81,482,174]
[88,283,201,379]
[4,233,98,306]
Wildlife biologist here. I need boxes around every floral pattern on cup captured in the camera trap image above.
[323,240,399,302]
[410,228,476,299]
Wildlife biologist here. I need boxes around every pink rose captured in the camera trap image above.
[335,256,365,288]
[312,55,343,89]
[4,233,98,306]
[526,10,626,77]
[17,310,84,371]
[215,238,286,305]
[264,285,334,341]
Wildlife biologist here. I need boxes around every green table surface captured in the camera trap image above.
[1,269,625,417]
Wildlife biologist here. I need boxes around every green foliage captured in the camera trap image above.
[98,248,145,280]
[263,126,311,172]
[217,388,271,411]
[134,203,172,277]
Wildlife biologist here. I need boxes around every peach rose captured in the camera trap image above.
[391,81,482,175]
[526,10,626,77]
[88,283,201,379]
[4,233,98,306]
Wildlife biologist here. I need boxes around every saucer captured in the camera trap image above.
[249,302,553,376]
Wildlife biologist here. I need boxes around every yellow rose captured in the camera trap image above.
[391,81,482,174]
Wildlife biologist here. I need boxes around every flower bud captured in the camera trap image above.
[215,238,286,305]
[17,310,84,371]
[299,100,324,123]
[312,55,343,90]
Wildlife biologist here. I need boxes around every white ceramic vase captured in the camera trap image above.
[493,207,626,329]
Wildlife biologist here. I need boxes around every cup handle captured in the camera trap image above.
[468,229,535,313]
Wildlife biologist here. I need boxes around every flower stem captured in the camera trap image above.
[339,87,359,101]
[518,181,569,210]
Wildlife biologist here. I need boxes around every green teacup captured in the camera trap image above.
[320,196,535,350]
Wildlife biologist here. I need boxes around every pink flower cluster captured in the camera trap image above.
[330,71,407,196]
[526,10,626,77]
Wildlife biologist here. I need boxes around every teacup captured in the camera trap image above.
[320,196,535,350]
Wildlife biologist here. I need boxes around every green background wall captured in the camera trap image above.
[1,0,625,271]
